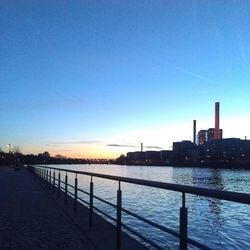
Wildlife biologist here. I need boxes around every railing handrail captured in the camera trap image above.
[32,165,250,205]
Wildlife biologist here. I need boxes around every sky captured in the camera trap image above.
[0,0,250,159]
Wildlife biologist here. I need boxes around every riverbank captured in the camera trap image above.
[118,162,250,169]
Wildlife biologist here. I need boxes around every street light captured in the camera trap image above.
[6,144,11,154]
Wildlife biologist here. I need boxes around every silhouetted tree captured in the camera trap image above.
[55,154,66,159]
[42,151,50,158]
[115,154,126,164]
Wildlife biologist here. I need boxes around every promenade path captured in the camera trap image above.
[0,168,95,250]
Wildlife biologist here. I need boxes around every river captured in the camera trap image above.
[45,164,250,249]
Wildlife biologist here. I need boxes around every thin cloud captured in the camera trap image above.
[50,140,102,145]
[145,146,163,150]
[45,144,58,147]
[107,144,136,148]
[107,144,163,150]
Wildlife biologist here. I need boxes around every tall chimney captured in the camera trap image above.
[214,102,220,139]
[141,142,143,152]
[193,120,196,144]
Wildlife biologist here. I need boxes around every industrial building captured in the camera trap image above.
[198,128,223,145]
[198,102,223,145]
[124,102,250,167]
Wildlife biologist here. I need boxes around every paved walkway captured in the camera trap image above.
[0,169,95,250]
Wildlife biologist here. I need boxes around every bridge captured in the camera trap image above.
[1,165,250,249]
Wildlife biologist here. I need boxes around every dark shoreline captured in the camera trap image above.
[122,163,250,169]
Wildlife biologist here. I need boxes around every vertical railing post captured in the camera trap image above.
[58,171,61,198]
[46,170,49,186]
[74,174,78,213]
[180,192,188,250]
[64,173,68,205]
[116,181,122,250]
[49,170,51,190]
[89,176,93,228]
[53,171,55,193]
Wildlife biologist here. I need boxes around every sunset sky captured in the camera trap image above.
[1,1,250,159]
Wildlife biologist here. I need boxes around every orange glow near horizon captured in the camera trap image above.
[21,144,123,160]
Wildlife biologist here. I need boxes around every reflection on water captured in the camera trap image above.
[193,168,224,221]
[46,164,250,250]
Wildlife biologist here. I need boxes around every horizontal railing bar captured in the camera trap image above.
[78,188,90,196]
[122,223,165,250]
[187,237,212,250]
[78,197,90,206]
[93,194,117,208]
[32,165,250,204]
[122,207,179,238]
[93,206,116,222]
[67,183,75,189]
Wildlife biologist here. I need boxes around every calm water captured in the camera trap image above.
[46,164,250,250]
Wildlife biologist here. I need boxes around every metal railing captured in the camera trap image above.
[28,165,250,250]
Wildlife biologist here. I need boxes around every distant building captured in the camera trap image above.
[127,152,135,161]
[134,151,146,162]
[160,150,173,163]
[145,151,161,163]
[198,128,222,145]
[127,150,165,164]
[198,130,207,145]
[126,151,146,163]
[173,140,195,153]
[204,138,250,162]
[173,140,196,162]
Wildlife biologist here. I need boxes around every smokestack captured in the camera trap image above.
[214,102,220,139]
[141,142,143,152]
[193,120,196,144]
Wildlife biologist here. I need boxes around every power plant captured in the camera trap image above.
[197,102,222,145]
[125,102,250,166]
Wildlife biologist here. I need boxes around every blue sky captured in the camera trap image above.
[0,1,250,158]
